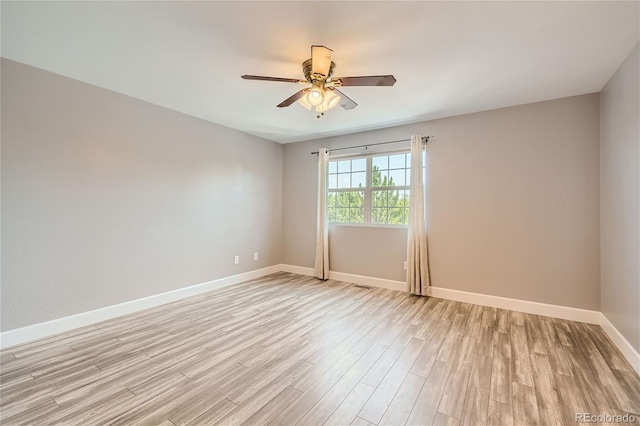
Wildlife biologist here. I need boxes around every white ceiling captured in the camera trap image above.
[2,1,638,144]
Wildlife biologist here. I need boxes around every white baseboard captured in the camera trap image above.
[0,265,281,350]
[426,286,602,324]
[329,271,407,292]
[279,264,315,276]
[278,264,407,292]
[599,313,640,375]
[279,264,600,323]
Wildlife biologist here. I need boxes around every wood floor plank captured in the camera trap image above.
[1,364,103,412]
[323,382,375,426]
[433,412,461,426]
[488,399,513,426]
[186,399,238,426]
[460,352,492,426]
[348,318,398,357]
[98,376,196,425]
[582,324,633,373]
[438,336,476,419]
[357,337,425,424]
[359,324,419,388]
[33,388,135,426]
[163,383,238,425]
[481,307,497,328]
[378,373,425,426]
[410,318,452,378]
[226,344,312,405]
[564,344,620,418]
[0,372,34,393]
[539,318,560,345]
[0,272,638,426]
[489,331,511,405]
[241,386,302,426]
[554,372,591,426]
[545,343,574,376]
[0,399,61,425]
[442,301,461,323]
[612,369,640,415]
[525,314,547,355]
[476,325,495,357]
[511,310,526,327]
[351,416,376,426]
[511,324,534,386]
[553,318,577,347]
[0,351,16,364]
[297,342,388,425]
[462,304,483,337]
[291,346,361,393]
[569,321,638,414]
[413,297,439,330]
[512,382,540,425]
[496,308,511,334]
[406,359,451,426]
[437,311,467,363]
[270,352,362,425]
[216,360,313,426]
[531,352,567,425]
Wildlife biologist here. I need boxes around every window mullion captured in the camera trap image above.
[364,156,372,224]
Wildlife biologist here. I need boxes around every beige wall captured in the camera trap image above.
[600,44,640,352]
[283,94,601,310]
[1,59,283,331]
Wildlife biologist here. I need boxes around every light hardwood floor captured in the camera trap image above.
[1,272,639,425]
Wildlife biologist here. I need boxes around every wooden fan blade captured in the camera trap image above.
[336,75,397,86]
[335,89,357,110]
[311,45,333,77]
[277,89,307,108]
[242,75,300,83]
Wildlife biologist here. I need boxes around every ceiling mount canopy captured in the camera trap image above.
[242,45,396,118]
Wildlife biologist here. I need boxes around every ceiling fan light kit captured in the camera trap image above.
[299,87,342,116]
[241,45,396,118]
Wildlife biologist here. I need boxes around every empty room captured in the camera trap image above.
[1,1,639,425]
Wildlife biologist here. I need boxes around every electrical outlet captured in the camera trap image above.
[254,252,259,261]
[234,255,239,265]
[403,261,407,270]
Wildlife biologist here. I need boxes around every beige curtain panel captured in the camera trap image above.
[314,148,330,279]
[407,135,430,295]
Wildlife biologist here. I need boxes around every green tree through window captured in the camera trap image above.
[371,164,409,225]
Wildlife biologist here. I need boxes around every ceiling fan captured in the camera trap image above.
[241,45,396,118]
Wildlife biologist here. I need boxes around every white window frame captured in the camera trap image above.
[328,149,411,228]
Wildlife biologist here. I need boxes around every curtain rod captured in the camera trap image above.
[310,136,431,155]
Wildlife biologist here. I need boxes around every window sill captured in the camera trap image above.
[329,222,408,230]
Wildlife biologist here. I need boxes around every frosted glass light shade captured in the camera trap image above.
[323,89,341,110]
[307,87,324,106]
[298,91,313,110]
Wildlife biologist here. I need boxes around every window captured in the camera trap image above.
[328,152,415,226]
[327,158,366,224]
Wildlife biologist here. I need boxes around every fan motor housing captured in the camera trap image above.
[302,59,336,82]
